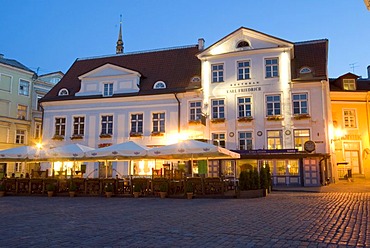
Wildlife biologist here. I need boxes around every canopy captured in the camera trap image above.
[85,141,148,160]
[0,146,43,161]
[43,143,95,160]
[147,140,240,160]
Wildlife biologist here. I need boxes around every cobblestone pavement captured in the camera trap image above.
[0,190,369,248]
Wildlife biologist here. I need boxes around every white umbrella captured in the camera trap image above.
[85,141,148,159]
[45,143,95,159]
[148,140,240,160]
[0,145,43,161]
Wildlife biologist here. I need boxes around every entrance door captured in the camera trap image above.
[303,158,320,186]
[99,161,113,178]
[208,160,219,177]
[344,150,361,174]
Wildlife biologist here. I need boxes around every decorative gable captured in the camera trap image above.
[76,64,141,96]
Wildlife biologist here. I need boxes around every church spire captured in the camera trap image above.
[116,15,124,54]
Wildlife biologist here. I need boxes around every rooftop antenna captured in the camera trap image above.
[349,62,359,73]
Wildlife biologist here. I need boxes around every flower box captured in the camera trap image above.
[99,133,112,139]
[98,143,112,148]
[237,116,254,122]
[151,132,164,137]
[211,118,225,124]
[266,115,283,121]
[52,135,64,141]
[293,114,311,120]
[70,134,83,140]
[188,119,201,125]
[130,132,143,137]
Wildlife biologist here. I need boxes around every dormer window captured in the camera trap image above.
[236,40,250,49]
[103,83,113,96]
[58,88,69,96]
[153,81,166,89]
[299,67,312,74]
[343,79,356,90]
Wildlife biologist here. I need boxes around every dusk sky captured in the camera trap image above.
[1,0,369,78]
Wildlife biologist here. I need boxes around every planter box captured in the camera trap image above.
[237,189,267,199]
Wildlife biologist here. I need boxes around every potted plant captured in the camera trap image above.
[0,183,6,197]
[69,182,78,197]
[159,182,168,199]
[133,183,142,198]
[46,184,56,197]
[105,183,113,198]
[186,182,193,200]
[237,168,266,199]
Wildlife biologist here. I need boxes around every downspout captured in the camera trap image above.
[174,93,180,133]
[366,92,370,147]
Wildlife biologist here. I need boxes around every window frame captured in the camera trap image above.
[292,93,308,115]
[17,104,28,120]
[152,112,165,133]
[103,83,114,97]
[343,79,356,91]
[131,113,144,134]
[211,99,225,119]
[73,116,85,136]
[266,94,281,116]
[267,130,283,149]
[264,58,279,78]
[238,96,252,118]
[237,60,251,80]
[189,101,202,121]
[19,79,30,96]
[212,133,226,148]
[211,63,224,83]
[343,109,357,129]
[293,129,310,151]
[15,129,26,144]
[54,117,66,136]
[238,131,253,150]
[101,115,113,135]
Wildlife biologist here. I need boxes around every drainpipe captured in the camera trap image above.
[174,93,180,133]
[367,92,370,147]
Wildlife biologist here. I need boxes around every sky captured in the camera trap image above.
[1,0,369,78]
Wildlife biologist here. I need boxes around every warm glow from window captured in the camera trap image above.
[35,142,43,149]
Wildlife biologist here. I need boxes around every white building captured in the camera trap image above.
[40,27,332,186]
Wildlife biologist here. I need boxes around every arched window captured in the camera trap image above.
[299,67,312,74]
[236,40,250,48]
[58,88,69,96]
[153,81,166,89]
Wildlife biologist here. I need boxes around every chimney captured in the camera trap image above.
[367,65,370,79]
[198,38,205,51]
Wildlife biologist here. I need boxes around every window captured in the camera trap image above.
[153,81,166,89]
[189,101,202,121]
[292,93,308,115]
[19,80,30,96]
[287,160,299,175]
[36,95,43,111]
[212,99,225,119]
[267,130,282,149]
[73,117,85,136]
[212,133,226,148]
[238,97,252,117]
[58,88,69,96]
[101,115,113,135]
[265,58,278,78]
[294,129,310,151]
[16,130,26,144]
[238,132,253,150]
[237,61,251,80]
[152,113,165,133]
[211,64,224,83]
[34,123,42,139]
[55,118,66,136]
[103,83,113,97]
[17,104,27,120]
[131,114,143,133]
[0,74,12,92]
[343,79,356,90]
[236,40,250,48]
[266,95,281,116]
[15,162,22,172]
[343,109,357,128]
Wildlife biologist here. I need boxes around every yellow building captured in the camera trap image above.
[329,68,370,180]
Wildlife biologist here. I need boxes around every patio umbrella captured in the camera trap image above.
[45,143,95,160]
[0,145,43,161]
[85,141,148,160]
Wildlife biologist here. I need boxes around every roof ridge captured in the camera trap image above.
[77,44,198,61]
[295,39,328,45]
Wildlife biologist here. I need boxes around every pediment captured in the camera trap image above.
[198,27,293,58]
[78,63,141,80]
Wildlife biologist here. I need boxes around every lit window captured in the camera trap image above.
[266,95,281,116]
[238,97,252,117]
[343,109,357,128]
[17,104,27,120]
[265,58,278,78]
[34,123,42,139]
[58,88,69,96]
[343,79,356,90]
[294,129,310,151]
[103,83,113,97]
[267,130,282,149]
[101,115,113,135]
[238,132,253,150]
[73,117,85,136]
[131,114,143,134]
[15,162,22,172]
[189,101,202,121]
[292,93,308,115]
[212,133,226,148]
[19,80,30,96]
[211,64,224,83]
[55,117,66,136]
[237,61,251,80]
[212,99,225,119]
[16,130,26,144]
[153,81,166,89]
[152,113,165,133]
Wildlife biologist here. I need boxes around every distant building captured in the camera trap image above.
[40,26,332,187]
[329,66,370,180]
[0,53,63,177]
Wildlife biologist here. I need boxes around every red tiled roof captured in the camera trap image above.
[43,46,201,101]
[292,39,328,80]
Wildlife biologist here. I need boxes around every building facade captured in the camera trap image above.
[329,67,370,180]
[40,27,332,186]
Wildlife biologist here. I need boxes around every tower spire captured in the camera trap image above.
[116,15,124,54]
